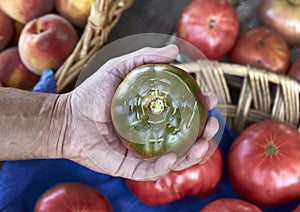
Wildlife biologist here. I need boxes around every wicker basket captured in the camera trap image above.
[54,0,134,93]
[177,61,300,134]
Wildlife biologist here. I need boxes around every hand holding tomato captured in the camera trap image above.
[228,120,300,206]
[60,45,219,181]
[34,182,112,212]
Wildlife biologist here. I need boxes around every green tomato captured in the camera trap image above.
[111,64,208,159]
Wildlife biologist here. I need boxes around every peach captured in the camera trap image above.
[55,0,93,28]
[0,0,54,24]
[0,9,13,50]
[0,47,39,90]
[18,14,78,75]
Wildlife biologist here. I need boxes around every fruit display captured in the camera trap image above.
[0,0,91,90]
[1,0,300,211]
[176,0,300,82]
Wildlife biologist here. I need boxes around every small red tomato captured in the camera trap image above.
[230,27,290,74]
[288,56,300,82]
[228,120,300,206]
[176,0,239,60]
[199,198,262,212]
[126,140,222,206]
[34,182,112,212]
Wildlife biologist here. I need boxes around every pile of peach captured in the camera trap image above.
[0,0,92,90]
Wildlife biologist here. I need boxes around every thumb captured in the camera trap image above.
[97,45,179,80]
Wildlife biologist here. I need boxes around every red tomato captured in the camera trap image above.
[228,120,300,206]
[288,57,300,82]
[259,0,300,47]
[126,140,222,206]
[176,0,239,60]
[230,27,290,74]
[34,182,112,212]
[200,198,262,212]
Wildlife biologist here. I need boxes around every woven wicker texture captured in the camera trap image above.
[176,61,300,134]
[54,0,134,93]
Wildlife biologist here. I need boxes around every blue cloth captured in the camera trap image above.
[0,70,299,211]
[32,69,56,93]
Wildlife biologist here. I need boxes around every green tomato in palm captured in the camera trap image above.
[111,64,208,159]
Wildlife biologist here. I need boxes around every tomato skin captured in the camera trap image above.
[228,120,300,206]
[111,64,208,159]
[126,140,222,206]
[230,27,290,74]
[292,204,300,212]
[200,198,262,212]
[176,0,239,60]
[259,0,300,47]
[34,182,112,212]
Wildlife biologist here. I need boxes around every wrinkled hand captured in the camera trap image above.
[63,45,219,180]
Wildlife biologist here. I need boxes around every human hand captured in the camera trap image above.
[62,45,219,180]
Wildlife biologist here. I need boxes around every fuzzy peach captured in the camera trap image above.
[18,14,78,75]
[0,47,39,90]
[0,9,13,50]
[0,0,54,24]
[55,0,93,28]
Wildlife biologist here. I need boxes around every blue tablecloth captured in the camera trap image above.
[0,70,299,212]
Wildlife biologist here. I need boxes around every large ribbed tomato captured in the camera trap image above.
[230,27,290,74]
[176,0,239,60]
[228,120,300,206]
[34,182,112,212]
[126,140,222,206]
[111,64,208,159]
